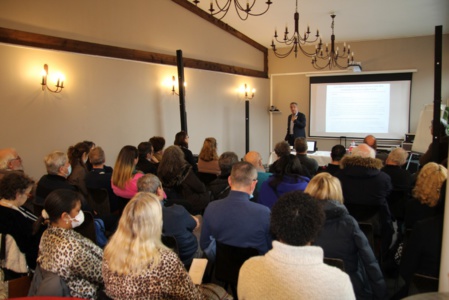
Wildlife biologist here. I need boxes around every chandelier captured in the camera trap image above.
[311,14,355,70]
[270,0,320,59]
[191,0,273,20]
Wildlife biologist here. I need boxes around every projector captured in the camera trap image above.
[348,62,362,72]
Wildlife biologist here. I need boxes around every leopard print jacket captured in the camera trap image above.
[102,249,204,299]
[37,226,103,299]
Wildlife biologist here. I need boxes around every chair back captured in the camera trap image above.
[87,188,111,216]
[215,242,259,285]
[74,211,97,244]
[409,273,439,295]
[323,257,345,272]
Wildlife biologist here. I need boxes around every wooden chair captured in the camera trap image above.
[409,273,439,295]
[215,242,259,300]
[74,211,97,244]
[87,188,111,217]
[323,257,345,272]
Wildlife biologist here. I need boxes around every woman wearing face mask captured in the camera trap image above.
[67,142,91,199]
[33,189,103,299]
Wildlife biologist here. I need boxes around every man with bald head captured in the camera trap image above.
[363,134,388,163]
[0,148,24,180]
[336,143,393,255]
[244,151,271,192]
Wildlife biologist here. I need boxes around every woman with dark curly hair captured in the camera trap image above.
[67,142,91,198]
[174,131,198,173]
[258,154,309,209]
[158,146,210,214]
[0,173,42,278]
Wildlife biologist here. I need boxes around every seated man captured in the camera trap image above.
[85,146,118,214]
[136,141,158,175]
[201,162,271,260]
[207,151,239,200]
[35,151,77,205]
[268,141,291,173]
[364,134,388,164]
[238,191,355,299]
[294,137,319,177]
[0,148,24,180]
[137,174,200,267]
[317,144,346,176]
[244,151,271,192]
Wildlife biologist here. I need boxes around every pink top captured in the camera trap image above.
[197,159,220,175]
[111,172,144,199]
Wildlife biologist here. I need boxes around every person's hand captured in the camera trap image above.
[292,114,297,121]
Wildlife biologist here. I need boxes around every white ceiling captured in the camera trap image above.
[190,0,449,48]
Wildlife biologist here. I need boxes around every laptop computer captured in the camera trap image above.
[307,141,317,154]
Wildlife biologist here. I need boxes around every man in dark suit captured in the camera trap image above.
[284,102,306,146]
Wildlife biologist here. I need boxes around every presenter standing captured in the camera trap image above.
[285,102,306,146]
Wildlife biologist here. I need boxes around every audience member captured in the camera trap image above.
[268,141,291,173]
[0,173,42,276]
[33,190,103,299]
[67,142,91,198]
[364,134,388,163]
[382,147,412,223]
[317,144,346,175]
[238,191,355,300]
[244,151,271,192]
[419,120,449,166]
[149,136,165,163]
[0,148,24,180]
[102,192,203,299]
[200,162,271,261]
[111,145,144,200]
[197,137,220,175]
[294,137,319,177]
[259,154,309,209]
[405,162,447,229]
[305,173,387,300]
[82,140,96,171]
[335,143,393,254]
[85,146,118,214]
[158,145,210,214]
[136,141,158,175]
[35,151,77,205]
[174,131,198,173]
[137,174,200,267]
[207,151,239,200]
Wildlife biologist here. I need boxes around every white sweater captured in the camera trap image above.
[238,241,355,300]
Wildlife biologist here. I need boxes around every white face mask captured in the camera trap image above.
[68,210,84,228]
[66,165,72,177]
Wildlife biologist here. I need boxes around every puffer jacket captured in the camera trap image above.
[315,200,387,300]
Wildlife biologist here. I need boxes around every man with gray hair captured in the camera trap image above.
[137,174,200,267]
[0,148,24,180]
[336,143,393,255]
[35,151,77,205]
[201,162,272,260]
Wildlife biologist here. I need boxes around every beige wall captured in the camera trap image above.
[269,35,449,151]
[0,1,270,179]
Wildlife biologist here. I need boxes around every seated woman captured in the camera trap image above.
[174,131,198,173]
[67,142,91,198]
[0,173,42,278]
[111,145,144,200]
[405,162,447,229]
[136,141,158,175]
[34,190,103,299]
[158,146,210,215]
[102,192,203,299]
[258,154,309,209]
[197,137,220,175]
[149,136,166,163]
[305,173,387,300]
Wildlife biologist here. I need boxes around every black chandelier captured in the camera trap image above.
[311,14,355,70]
[270,0,320,59]
[191,0,273,20]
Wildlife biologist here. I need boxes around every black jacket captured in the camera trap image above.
[315,200,387,300]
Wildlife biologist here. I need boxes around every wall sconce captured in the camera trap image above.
[241,83,255,100]
[41,64,64,93]
[171,75,187,95]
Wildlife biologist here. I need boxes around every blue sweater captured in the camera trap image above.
[258,175,309,209]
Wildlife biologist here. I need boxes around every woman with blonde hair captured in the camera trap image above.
[102,192,203,299]
[198,137,220,175]
[405,162,447,229]
[111,145,144,199]
[305,173,387,300]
